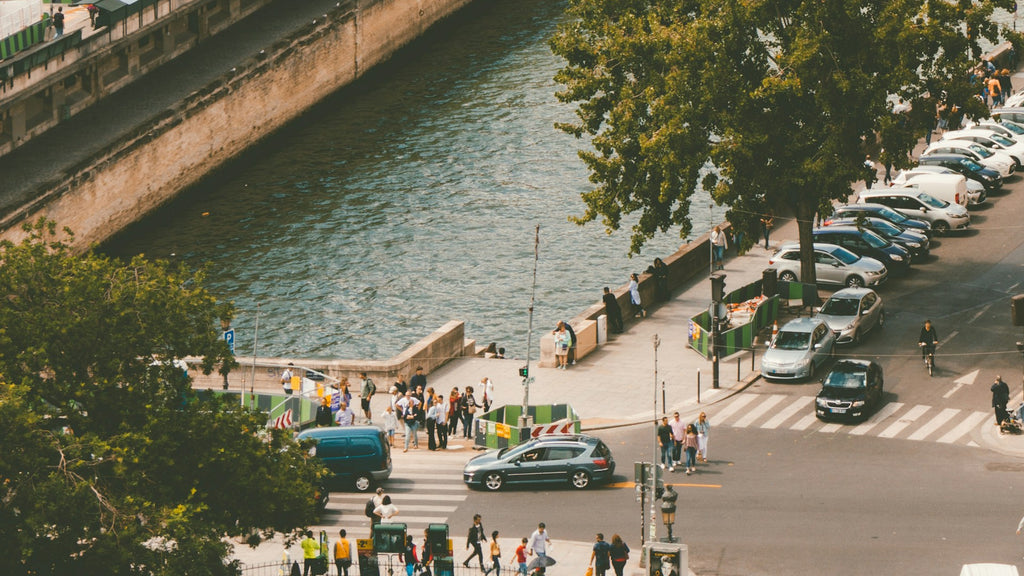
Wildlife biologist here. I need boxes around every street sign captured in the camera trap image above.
[223,329,235,354]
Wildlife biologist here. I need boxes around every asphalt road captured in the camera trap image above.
[449,173,1024,575]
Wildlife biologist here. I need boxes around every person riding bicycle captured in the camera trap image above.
[919,320,938,366]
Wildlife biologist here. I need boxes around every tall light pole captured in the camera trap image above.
[650,333,661,543]
[520,225,540,428]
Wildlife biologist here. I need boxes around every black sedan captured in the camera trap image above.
[815,360,884,422]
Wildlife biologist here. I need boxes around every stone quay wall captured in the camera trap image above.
[0,0,476,249]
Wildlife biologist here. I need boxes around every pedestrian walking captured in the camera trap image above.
[435,392,449,449]
[382,404,399,446]
[464,514,487,569]
[863,155,877,189]
[449,387,462,436]
[360,372,376,424]
[695,411,711,462]
[608,535,630,576]
[334,529,353,576]
[527,523,550,561]
[481,376,495,412]
[601,287,624,333]
[484,531,501,576]
[590,533,611,576]
[760,211,774,250]
[462,386,479,438]
[628,273,645,318]
[657,417,674,472]
[281,363,295,395]
[513,538,528,576]
[668,412,686,466]
[52,7,65,38]
[683,424,699,474]
[992,375,1011,426]
[711,226,728,271]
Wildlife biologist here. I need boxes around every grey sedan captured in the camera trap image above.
[760,318,837,380]
[768,243,887,288]
[463,434,615,491]
[814,287,885,345]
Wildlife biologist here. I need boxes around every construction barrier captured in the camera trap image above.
[473,404,581,450]
[0,16,49,61]
[688,279,780,359]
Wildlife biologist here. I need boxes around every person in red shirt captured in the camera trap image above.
[513,538,528,576]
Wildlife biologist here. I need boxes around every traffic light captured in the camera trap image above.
[710,273,726,303]
[519,366,529,377]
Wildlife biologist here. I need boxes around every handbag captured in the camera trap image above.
[585,568,594,576]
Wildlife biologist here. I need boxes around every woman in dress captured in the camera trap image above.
[695,411,711,462]
[554,325,570,370]
[628,273,645,318]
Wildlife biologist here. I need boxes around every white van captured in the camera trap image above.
[891,173,970,207]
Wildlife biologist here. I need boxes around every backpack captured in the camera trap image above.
[364,498,376,518]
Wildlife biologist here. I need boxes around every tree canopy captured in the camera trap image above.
[552,0,1011,281]
[0,220,322,576]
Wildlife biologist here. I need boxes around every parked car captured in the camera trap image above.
[768,243,887,288]
[923,142,1014,178]
[298,426,393,492]
[815,360,884,422]
[893,167,985,205]
[463,434,615,491]
[830,203,932,237]
[761,318,837,381]
[812,226,912,274]
[917,153,1002,191]
[968,120,1024,143]
[814,287,885,345]
[857,189,970,235]
[992,108,1024,125]
[823,216,929,258]
[944,128,1024,167]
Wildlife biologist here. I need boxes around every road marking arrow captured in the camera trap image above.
[943,369,979,399]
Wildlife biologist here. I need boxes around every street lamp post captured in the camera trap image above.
[520,225,540,428]
[650,334,661,544]
[661,485,678,543]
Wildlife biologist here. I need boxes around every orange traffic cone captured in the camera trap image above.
[771,320,779,341]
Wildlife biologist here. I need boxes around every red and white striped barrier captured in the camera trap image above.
[272,409,293,429]
[531,420,574,438]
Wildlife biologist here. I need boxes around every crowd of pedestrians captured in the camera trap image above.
[657,411,712,475]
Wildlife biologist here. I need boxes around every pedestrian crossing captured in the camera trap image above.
[313,448,473,537]
[712,393,990,446]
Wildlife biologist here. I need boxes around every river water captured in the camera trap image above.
[103,0,715,360]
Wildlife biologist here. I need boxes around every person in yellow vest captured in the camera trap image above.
[301,531,319,576]
[334,529,352,576]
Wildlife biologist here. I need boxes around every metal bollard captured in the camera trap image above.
[737,357,741,381]
[697,371,701,403]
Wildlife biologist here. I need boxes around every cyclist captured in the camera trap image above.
[919,320,938,367]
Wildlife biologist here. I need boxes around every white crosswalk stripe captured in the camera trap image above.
[313,448,474,538]
[710,392,990,446]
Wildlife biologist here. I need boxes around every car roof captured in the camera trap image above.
[827,287,875,298]
[814,225,873,235]
[919,153,973,161]
[829,358,875,371]
[528,434,595,446]
[298,425,383,439]
[860,188,921,199]
[779,317,825,333]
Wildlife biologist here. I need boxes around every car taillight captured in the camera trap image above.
[955,193,961,204]
[592,458,608,467]
[822,219,834,226]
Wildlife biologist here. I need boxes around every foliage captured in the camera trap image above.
[552,0,1012,280]
[0,219,322,576]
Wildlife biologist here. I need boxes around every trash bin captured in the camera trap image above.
[762,268,777,298]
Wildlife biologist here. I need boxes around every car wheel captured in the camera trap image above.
[933,220,950,235]
[846,275,865,288]
[354,474,372,492]
[570,470,592,490]
[779,271,797,282]
[484,472,505,491]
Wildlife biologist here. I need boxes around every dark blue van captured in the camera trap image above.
[298,426,392,492]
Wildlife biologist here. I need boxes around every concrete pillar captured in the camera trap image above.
[597,314,607,345]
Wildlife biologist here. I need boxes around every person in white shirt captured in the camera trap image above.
[374,495,399,521]
[280,363,294,395]
[334,402,355,426]
[527,523,551,560]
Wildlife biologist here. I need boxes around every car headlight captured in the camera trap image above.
[890,254,903,262]
[816,398,827,407]
[852,400,865,407]
[907,242,920,248]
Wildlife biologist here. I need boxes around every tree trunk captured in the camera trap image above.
[795,202,818,285]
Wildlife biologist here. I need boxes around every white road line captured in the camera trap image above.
[790,413,819,431]
[713,394,760,425]
[907,408,960,441]
[761,396,815,429]
[937,330,958,349]
[732,394,787,428]
[968,303,993,325]
[334,503,458,513]
[878,405,930,438]
[387,483,469,491]
[849,402,905,436]
[388,473,463,481]
[332,493,467,502]
[818,422,844,434]
[937,411,989,444]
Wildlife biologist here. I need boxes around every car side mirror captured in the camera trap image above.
[513,460,521,466]
[920,206,928,212]
[813,343,822,350]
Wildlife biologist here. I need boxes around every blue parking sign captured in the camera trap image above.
[223,329,235,354]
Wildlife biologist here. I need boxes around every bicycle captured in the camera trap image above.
[919,342,936,376]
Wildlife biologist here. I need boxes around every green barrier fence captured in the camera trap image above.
[688,279,781,359]
[200,389,320,428]
[473,404,580,450]
[0,17,50,61]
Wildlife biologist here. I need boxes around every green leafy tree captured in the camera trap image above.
[552,0,1010,281]
[0,220,322,576]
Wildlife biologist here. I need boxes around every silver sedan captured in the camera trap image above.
[814,288,885,345]
[760,318,837,381]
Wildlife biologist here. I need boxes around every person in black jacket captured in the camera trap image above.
[919,320,938,366]
[992,376,1011,425]
[602,287,623,334]
[315,396,333,427]
[463,514,487,569]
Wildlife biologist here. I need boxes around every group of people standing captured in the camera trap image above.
[657,411,711,475]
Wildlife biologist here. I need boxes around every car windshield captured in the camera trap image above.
[917,192,948,208]
[957,157,984,171]
[772,330,810,350]
[875,206,908,223]
[997,121,1024,135]
[968,144,993,158]
[823,368,867,389]
[860,229,888,248]
[870,219,902,235]
[990,133,1015,146]
[820,298,859,316]
[829,246,860,265]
